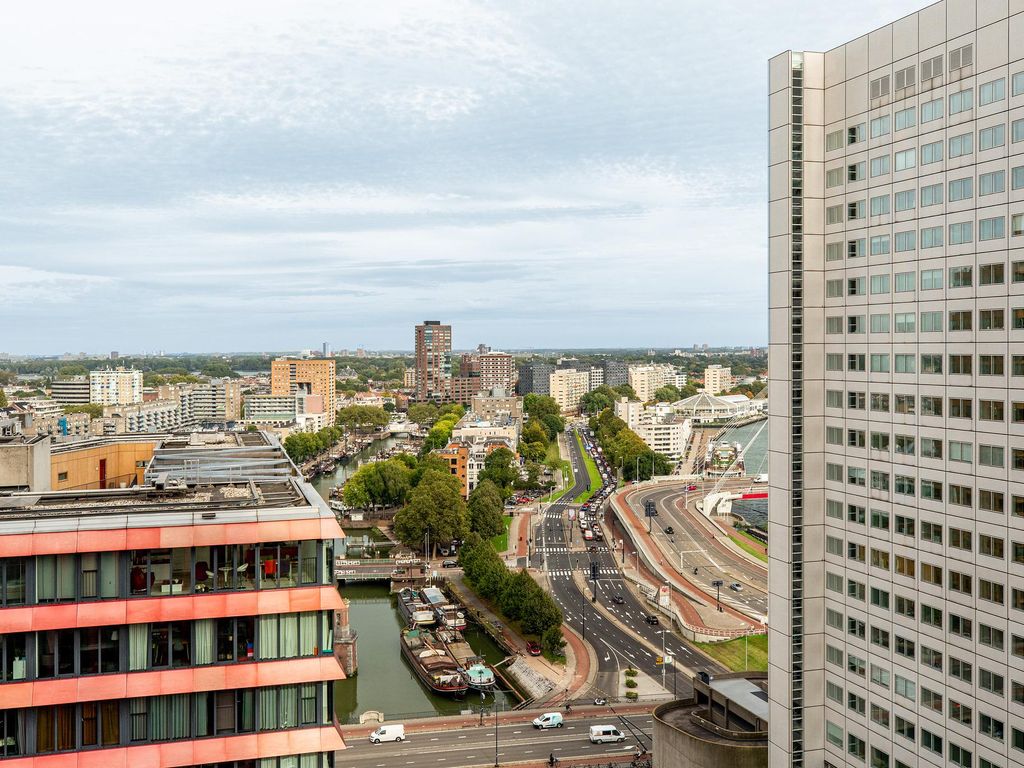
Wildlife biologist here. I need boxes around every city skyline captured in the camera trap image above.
[2,0,925,353]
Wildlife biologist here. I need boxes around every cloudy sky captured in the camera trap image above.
[2,0,924,354]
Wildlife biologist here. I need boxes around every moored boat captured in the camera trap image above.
[400,628,469,697]
[421,586,467,631]
[397,587,436,627]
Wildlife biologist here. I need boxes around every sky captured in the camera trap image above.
[2,0,926,354]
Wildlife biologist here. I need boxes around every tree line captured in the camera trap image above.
[458,534,565,656]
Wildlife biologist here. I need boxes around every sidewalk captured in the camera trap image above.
[447,572,581,703]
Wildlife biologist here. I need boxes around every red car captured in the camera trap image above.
[526,641,542,656]
[686,484,698,491]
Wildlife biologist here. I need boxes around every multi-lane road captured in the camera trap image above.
[339,712,656,768]
[625,481,769,617]
[532,431,718,700]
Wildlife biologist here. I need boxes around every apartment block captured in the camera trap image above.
[627,364,675,402]
[770,4,1024,768]
[50,377,90,405]
[271,358,336,426]
[517,361,554,396]
[413,321,452,402]
[0,431,347,767]
[600,359,630,388]
[548,369,589,414]
[89,367,143,406]
[703,364,734,395]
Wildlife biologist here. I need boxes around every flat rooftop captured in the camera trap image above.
[709,677,769,722]
[0,479,307,521]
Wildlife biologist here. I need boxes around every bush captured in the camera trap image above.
[625,691,639,701]
[625,679,638,689]
[624,668,638,677]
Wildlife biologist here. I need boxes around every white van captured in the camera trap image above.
[369,724,405,743]
[532,712,564,729]
[589,724,625,744]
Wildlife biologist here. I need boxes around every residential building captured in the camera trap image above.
[243,394,326,431]
[470,389,523,421]
[446,375,481,404]
[613,398,691,459]
[50,376,90,405]
[90,367,143,405]
[437,436,515,497]
[403,368,416,389]
[96,399,183,435]
[0,430,347,766]
[599,359,629,388]
[413,321,452,402]
[587,366,605,392]
[517,361,554,395]
[271,358,337,426]
[0,419,50,491]
[548,369,588,414]
[29,411,92,439]
[452,411,521,447]
[770,7,1024,767]
[703,364,733,395]
[628,364,675,402]
[477,351,516,392]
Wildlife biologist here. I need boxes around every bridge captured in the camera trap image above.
[334,557,427,588]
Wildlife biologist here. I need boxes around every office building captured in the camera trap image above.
[548,369,589,413]
[50,377,90,405]
[600,359,630,388]
[704,364,734,395]
[770,5,1024,767]
[517,361,554,395]
[413,321,452,402]
[271,358,337,426]
[89,367,143,406]
[0,430,347,766]
[588,366,605,392]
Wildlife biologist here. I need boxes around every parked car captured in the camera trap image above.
[644,614,660,625]
[526,641,542,656]
[441,559,458,568]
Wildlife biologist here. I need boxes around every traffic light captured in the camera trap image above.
[590,561,599,582]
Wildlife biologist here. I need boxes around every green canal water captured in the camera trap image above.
[333,584,517,723]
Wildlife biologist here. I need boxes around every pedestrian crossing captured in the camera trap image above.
[536,546,609,554]
[548,567,622,578]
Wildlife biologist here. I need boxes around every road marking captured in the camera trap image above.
[430,737,438,741]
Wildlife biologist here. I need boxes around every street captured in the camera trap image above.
[534,430,720,699]
[625,481,768,617]
[338,712,655,768]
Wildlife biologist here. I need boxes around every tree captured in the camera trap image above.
[0,390,6,408]
[336,405,389,432]
[541,625,566,656]
[382,401,396,413]
[63,403,103,418]
[393,469,468,554]
[478,447,518,493]
[467,480,505,539]
[376,457,412,507]
[407,403,439,427]
[612,384,637,400]
[498,570,535,621]
[521,421,548,446]
[539,413,565,441]
[523,394,560,419]
[652,385,683,403]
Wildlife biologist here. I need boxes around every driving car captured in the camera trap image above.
[730,582,744,592]
[664,526,674,535]
[644,614,660,625]
[526,641,542,656]
[611,594,625,605]
[441,559,458,568]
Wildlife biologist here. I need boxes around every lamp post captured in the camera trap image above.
[620,539,625,565]
[494,700,499,768]
[712,579,724,612]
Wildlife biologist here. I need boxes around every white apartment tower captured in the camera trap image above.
[89,366,143,405]
[771,4,1024,768]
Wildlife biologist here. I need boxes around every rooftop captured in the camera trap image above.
[0,478,307,521]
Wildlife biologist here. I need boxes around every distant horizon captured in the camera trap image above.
[4,344,768,360]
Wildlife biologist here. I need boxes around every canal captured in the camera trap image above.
[313,439,518,723]
[310,435,404,500]
[334,584,518,723]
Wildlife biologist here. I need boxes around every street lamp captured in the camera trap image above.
[494,700,500,768]
[712,579,724,612]
[620,539,625,565]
